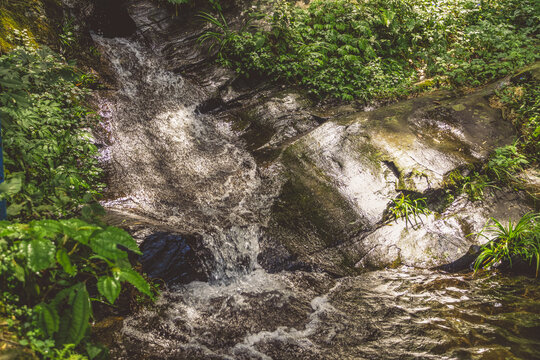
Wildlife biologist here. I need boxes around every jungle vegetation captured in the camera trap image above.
[195,0,539,102]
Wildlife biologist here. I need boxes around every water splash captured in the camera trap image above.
[93,36,277,281]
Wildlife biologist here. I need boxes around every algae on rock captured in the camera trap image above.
[0,0,61,53]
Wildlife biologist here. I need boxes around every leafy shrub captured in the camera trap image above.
[0,35,103,221]
[487,144,529,181]
[418,0,538,86]
[495,76,540,163]
[200,0,539,102]
[0,219,152,358]
[0,34,154,359]
[474,213,540,277]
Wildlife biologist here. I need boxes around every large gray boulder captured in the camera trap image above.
[260,84,533,275]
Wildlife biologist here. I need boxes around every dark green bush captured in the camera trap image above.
[201,0,539,102]
[0,219,152,358]
[495,75,540,162]
[0,33,103,221]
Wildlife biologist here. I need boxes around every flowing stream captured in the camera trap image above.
[92,16,540,360]
[95,36,278,282]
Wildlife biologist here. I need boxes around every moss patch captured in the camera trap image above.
[0,0,60,53]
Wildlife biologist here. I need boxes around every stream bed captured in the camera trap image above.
[118,268,540,359]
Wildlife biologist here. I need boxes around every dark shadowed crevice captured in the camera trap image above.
[90,0,137,38]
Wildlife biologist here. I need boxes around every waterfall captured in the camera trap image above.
[93,36,277,282]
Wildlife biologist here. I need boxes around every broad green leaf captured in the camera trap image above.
[9,93,29,106]
[56,248,76,275]
[101,227,142,254]
[36,303,60,337]
[118,268,152,298]
[60,219,98,244]
[86,342,106,360]
[65,285,91,346]
[21,238,56,272]
[97,276,121,304]
[0,77,23,88]
[0,175,23,197]
[31,219,63,236]
[89,236,127,261]
[11,259,26,282]
[89,227,141,261]
[6,202,24,216]
[51,283,80,307]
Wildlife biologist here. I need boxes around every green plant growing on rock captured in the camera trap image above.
[59,18,76,56]
[389,193,431,228]
[461,172,497,202]
[0,37,103,221]
[197,5,252,62]
[474,213,540,277]
[197,11,233,54]
[166,0,191,16]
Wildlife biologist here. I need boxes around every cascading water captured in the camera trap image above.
[91,5,540,360]
[94,36,278,282]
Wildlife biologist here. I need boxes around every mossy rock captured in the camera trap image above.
[262,79,523,274]
[511,61,540,84]
[0,0,62,53]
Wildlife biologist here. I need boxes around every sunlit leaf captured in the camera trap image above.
[97,276,121,304]
[21,238,56,272]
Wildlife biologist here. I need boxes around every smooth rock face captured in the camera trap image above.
[264,85,531,275]
[354,190,531,270]
[225,91,321,163]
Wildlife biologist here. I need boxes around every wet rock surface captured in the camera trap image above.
[263,85,531,275]
[140,232,212,284]
[351,189,532,271]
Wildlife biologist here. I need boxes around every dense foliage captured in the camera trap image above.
[0,220,152,359]
[495,72,540,165]
[201,0,539,101]
[0,31,103,221]
[442,64,539,204]
[0,34,152,359]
